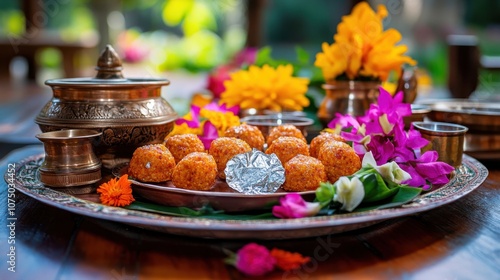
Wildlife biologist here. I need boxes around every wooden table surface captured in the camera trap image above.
[1,81,499,280]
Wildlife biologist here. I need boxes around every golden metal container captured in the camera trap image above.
[317,80,380,127]
[413,122,468,168]
[35,45,178,166]
[36,129,102,192]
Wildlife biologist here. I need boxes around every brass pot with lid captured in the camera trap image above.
[36,45,178,167]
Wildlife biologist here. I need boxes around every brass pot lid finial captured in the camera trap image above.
[95,44,124,80]
[44,44,170,87]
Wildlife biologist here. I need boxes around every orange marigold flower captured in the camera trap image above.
[97,174,135,207]
[270,248,311,271]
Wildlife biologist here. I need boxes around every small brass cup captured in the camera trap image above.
[412,122,468,168]
[36,129,102,191]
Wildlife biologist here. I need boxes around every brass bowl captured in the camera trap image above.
[412,122,468,168]
[240,115,314,139]
[35,45,178,166]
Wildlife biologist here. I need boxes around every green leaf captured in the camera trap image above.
[316,182,335,207]
[255,46,273,66]
[125,201,204,217]
[295,46,310,65]
[361,173,398,203]
[223,248,237,265]
[125,201,276,220]
[354,186,422,212]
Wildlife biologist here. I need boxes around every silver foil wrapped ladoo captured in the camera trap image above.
[225,149,285,194]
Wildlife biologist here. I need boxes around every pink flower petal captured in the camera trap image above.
[199,121,219,150]
[175,118,199,128]
[232,47,258,67]
[272,193,320,219]
[207,66,231,99]
[378,88,393,111]
[328,113,360,130]
[203,101,240,115]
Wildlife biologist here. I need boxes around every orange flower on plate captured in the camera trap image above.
[221,64,310,111]
[270,248,311,271]
[97,174,135,207]
[314,2,416,81]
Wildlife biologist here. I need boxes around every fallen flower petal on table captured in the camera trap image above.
[270,248,311,271]
[224,243,311,277]
[224,243,276,277]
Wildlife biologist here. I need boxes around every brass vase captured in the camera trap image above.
[317,80,380,127]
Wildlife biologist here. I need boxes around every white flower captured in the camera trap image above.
[362,151,412,184]
[362,151,378,168]
[378,161,412,184]
[334,176,365,212]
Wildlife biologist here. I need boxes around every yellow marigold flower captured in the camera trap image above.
[191,93,212,108]
[168,122,201,136]
[199,109,240,136]
[97,174,135,207]
[381,81,397,95]
[314,2,416,81]
[221,64,310,111]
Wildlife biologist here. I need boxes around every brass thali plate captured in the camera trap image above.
[6,146,488,240]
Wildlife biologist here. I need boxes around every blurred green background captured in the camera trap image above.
[1,0,499,89]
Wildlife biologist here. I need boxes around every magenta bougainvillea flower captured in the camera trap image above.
[171,102,240,149]
[203,101,239,115]
[175,105,202,128]
[398,150,455,190]
[272,193,321,218]
[198,121,219,150]
[361,87,412,133]
[328,87,454,189]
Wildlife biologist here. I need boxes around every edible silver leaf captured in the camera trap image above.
[225,149,285,194]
